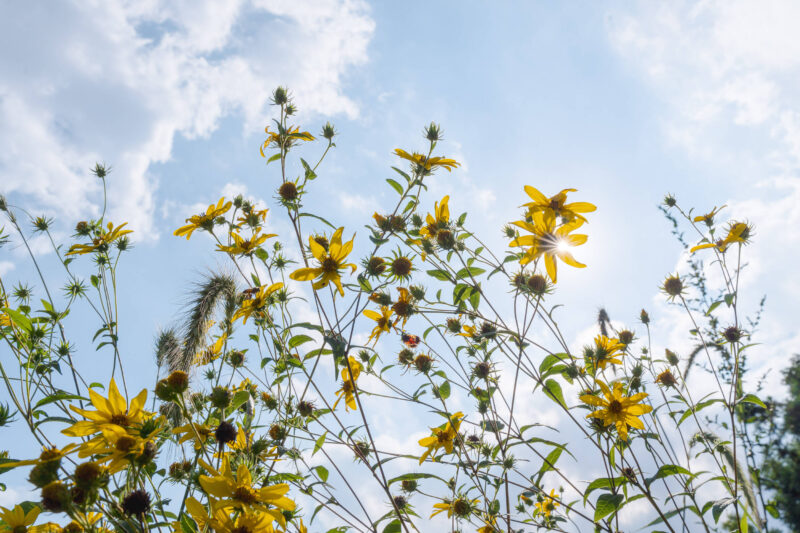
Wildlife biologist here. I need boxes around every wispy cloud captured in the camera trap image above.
[0,0,374,239]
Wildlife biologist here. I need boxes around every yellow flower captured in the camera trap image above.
[509,211,587,283]
[363,306,396,345]
[333,356,362,411]
[534,489,560,518]
[216,228,276,255]
[260,126,315,156]
[232,282,284,324]
[430,497,478,518]
[418,411,464,464]
[522,186,596,225]
[193,332,227,365]
[290,227,356,297]
[693,205,726,225]
[173,422,213,450]
[212,509,279,533]
[580,381,652,441]
[174,197,232,240]
[199,457,294,525]
[592,335,625,370]
[690,221,753,254]
[418,196,450,239]
[394,148,460,172]
[63,378,149,437]
[0,505,52,533]
[67,221,132,255]
[77,431,154,474]
[4,444,79,467]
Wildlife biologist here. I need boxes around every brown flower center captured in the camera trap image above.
[608,400,623,415]
[110,413,130,426]
[321,256,338,273]
[234,485,258,504]
[116,436,137,453]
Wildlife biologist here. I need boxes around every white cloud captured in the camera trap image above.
[0,260,13,277]
[0,0,374,239]
[607,0,800,390]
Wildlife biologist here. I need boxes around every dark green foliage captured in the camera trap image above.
[761,354,800,531]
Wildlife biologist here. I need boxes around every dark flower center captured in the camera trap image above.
[234,485,258,504]
[110,413,130,426]
[608,400,623,415]
[321,256,338,273]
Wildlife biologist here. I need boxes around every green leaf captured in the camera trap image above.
[314,465,329,482]
[387,472,446,486]
[2,307,31,332]
[313,432,327,456]
[382,520,402,533]
[288,335,314,348]
[738,393,767,410]
[678,398,722,425]
[455,266,485,279]
[543,379,566,407]
[266,153,281,164]
[426,269,451,282]
[712,498,734,523]
[298,212,336,229]
[645,464,692,488]
[594,493,624,521]
[386,179,404,195]
[34,392,88,410]
[226,390,251,416]
[705,300,723,316]
[584,477,626,505]
[437,381,451,400]
[179,513,198,533]
[536,447,563,480]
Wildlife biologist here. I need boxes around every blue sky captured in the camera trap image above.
[2,1,800,529]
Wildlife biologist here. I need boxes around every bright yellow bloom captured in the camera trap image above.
[260,126,315,156]
[4,444,79,467]
[216,227,276,255]
[693,205,726,225]
[0,505,52,533]
[290,227,356,297]
[77,432,153,474]
[392,287,414,328]
[173,422,213,450]
[63,378,149,437]
[0,296,11,328]
[430,497,478,518]
[593,335,625,370]
[580,381,652,441]
[534,489,560,518]
[418,196,450,239]
[174,198,232,240]
[193,332,227,365]
[185,496,279,533]
[394,149,460,172]
[509,211,587,283]
[363,306,396,345]
[63,512,103,533]
[67,222,132,255]
[333,356,362,411]
[232,282,284,324]
[690,221,753,254]
[522,186,596,225]
[418,411,464,464]
[199,457,294,525]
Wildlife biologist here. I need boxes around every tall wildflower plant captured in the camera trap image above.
[0,88,780,533]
